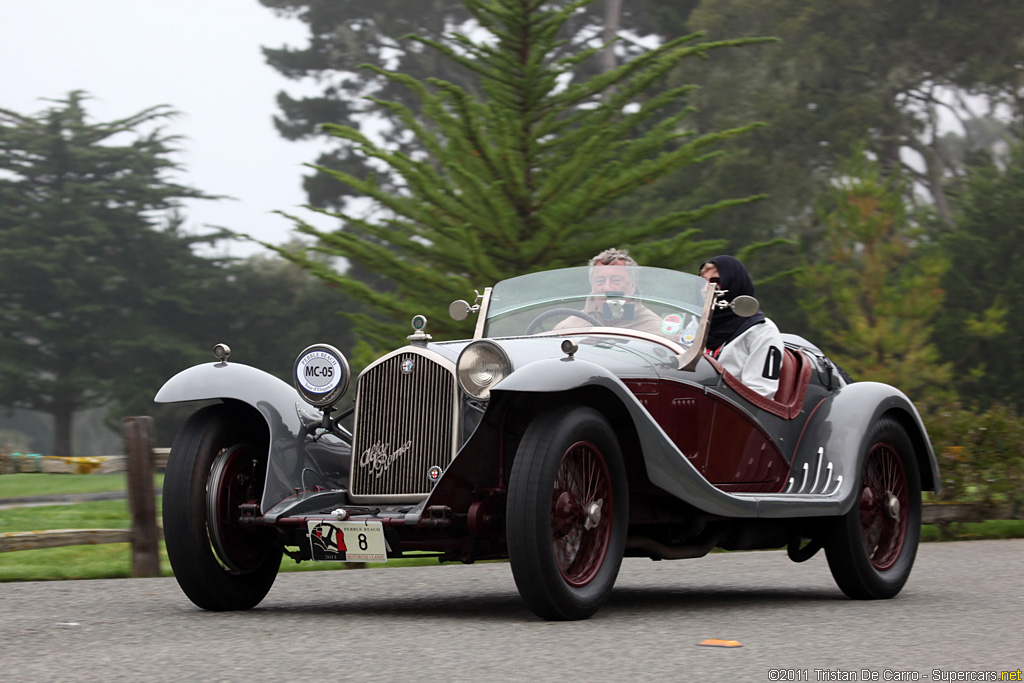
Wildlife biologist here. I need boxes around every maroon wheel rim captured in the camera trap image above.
[549,440,613,587]
[208,444,267,572]
[859,442,909,571]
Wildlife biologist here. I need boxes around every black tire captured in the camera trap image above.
[507,405,628,620]
[825,416,921,599]
[163,404,282,611]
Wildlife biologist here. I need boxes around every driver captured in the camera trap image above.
[554,248,665,336]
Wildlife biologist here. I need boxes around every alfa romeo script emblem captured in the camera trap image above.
[401,359,415,374]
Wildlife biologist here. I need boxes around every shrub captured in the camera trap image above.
[923,402,1024,518]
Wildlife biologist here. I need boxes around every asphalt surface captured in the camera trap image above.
[1,539,1020,682]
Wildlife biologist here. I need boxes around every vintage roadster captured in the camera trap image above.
[157,265,939,620]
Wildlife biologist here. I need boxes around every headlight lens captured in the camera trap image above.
[457,341,512,400]
[293,344,350,407]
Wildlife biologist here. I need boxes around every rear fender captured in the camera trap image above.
[787,381,940,515]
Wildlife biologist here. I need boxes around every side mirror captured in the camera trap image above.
[731,295,760,318]
[449,300,472,321]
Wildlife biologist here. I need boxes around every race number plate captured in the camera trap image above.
[307,520,387,562]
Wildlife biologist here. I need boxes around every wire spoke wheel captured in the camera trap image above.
[859,443,909,571]
[508,405,628,620]
[825,416,921,599]
[551,441,613,587]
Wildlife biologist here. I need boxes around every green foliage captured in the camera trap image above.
[264,0,771,353]
[111,247,360,447]
[632,0,1024,331]
[920,519,1024,542]
[259,0,680,211]
[934,141,1024,407]
[795,148,951,404]
[0,92,222,456]
[677,0,1024,227]
[261,0,475,210]
[924,402,1024,518]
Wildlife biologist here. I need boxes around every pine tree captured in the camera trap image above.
[259,0,680,211]
[265,0,771,359]
[796,149,951,404]
[0,92,217,456]
[934,141,1024,407]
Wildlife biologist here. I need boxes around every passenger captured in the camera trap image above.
[699,255,785,400]
[554,248,665,336]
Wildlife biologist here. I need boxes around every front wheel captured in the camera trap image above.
[163,404,282,611]
[507,405,628,620]
[825,416,921,599]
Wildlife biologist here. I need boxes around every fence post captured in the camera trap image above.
[123,416,160,578]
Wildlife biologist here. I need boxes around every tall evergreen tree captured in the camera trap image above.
[934,140,1024,407]
[0,93,218,456]
[264,0,770,359]
[260,0,690,211]
[665,0,1024,240]
[606,0,1024,333]
[795,149,951,404]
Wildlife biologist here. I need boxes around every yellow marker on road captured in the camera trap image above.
[698,639,743,648]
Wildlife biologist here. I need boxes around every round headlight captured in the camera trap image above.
[457,341,512,400]
[293,344,350,408]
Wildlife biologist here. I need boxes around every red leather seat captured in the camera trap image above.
[720,346,811,419]
[773,348,800,405]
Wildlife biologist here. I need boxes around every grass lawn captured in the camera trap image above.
[0,473,158,498]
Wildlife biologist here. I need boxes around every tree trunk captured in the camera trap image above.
[601,0,624,74]
[53,404,74,457]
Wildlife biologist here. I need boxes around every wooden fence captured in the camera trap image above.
[0,416,164,577]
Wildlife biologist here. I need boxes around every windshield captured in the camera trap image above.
[483,266,712,346]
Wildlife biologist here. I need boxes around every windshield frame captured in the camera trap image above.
[473,266,716,370]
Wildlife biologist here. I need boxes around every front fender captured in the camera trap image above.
[156,362,321,513]
[446,357,772,519]
[490,355,620,393]
[156,361,302,419]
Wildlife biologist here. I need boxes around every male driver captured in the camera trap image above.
[554,248,665,336]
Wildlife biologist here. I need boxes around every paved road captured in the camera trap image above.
[1,540,1020,682]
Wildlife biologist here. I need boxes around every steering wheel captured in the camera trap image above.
[526,308,603,335]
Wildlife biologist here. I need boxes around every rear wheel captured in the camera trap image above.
[163,404,281,611]
[507,405,628,620]
[825,416,921,599]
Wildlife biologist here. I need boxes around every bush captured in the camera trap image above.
[923,402,1024,518]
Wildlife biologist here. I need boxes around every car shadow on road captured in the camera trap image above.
[603,584,845,615]
[249,583,844,622]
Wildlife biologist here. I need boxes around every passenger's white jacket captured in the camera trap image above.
[713,318,784,400]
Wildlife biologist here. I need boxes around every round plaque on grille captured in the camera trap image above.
[293,343,350,407]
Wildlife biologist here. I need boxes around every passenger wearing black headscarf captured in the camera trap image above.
[699,255,784,399]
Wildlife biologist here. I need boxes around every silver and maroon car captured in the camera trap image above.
[157,266,939,620]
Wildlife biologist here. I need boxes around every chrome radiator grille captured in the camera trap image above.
[349,350,458,502]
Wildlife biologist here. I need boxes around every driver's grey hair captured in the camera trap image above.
[588,247,637,267]
[588,247,639,285]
